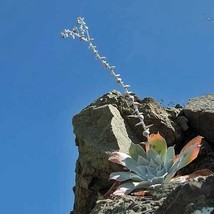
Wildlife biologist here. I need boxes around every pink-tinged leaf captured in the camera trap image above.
[108,152,141,176]
[180,135,203,153]
[185,168,213,179]
[170,169,213,183]
[108,152,130,165]
[148,133,167,162]
[172,143,201,171]
[173,136,203,163]
[181,135,203,153]
[145,142,150,153]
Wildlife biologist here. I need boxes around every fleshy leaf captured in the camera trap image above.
[112,182,139,195]
[164,146,175,171]
[146,147,159,162]
[109,171,142,182]
[150,174,168,184]
[134,180,154,189]
[171,143,201,172]
[170,168,213,183]
[109,152,141,176]
[165,146,175,164]
[149,133,167,162]
[156,167,167,177]
[114,180,153,195]
[129,142,146,161]
[137,155,150,166]
[164,170,177,182]
[180,135,203,153]
[148,158,159,168]
[173,136,203,163]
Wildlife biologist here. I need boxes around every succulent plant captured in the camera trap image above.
[108,133,203,195]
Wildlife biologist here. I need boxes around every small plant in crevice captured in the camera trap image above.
[61,18,204,196]
[108,133,203,195]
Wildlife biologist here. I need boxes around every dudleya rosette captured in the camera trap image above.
[108,133,202,195]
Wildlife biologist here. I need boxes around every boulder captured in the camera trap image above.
[71,103,138,214]
[71,91,214,214]
[90,175,214,214]
[71,91,184,214]
[183,94,214,144]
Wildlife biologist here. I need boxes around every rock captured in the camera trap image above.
[183,94,214,144]
[71,91,214,214]
[176,116,189,131]
[87,91,184,145]
[157,175,214,214]
[71,91,184,214]
[72,103,138,214]
[90,175,214,214]
[127,97,183,146]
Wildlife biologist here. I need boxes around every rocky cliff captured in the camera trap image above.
[71,91,214,214]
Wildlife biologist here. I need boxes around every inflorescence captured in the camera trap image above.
[61,17,152,141]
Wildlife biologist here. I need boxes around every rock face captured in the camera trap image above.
[90,175,214,214]
[71,91,214,214]
[183,94,214,144]
[72,103,138,214]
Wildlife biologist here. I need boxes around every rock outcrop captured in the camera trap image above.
[90,175,214,214]
[183,94,214,144]
[71,91,214,214]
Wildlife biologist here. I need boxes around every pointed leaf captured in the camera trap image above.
[148,159,159,168]
[165,146,175,164]
[164,146,175,170]
[109,172,142,182]
[112,182,139,195]
[151,174,168,184]
[170,169,213,183]
[129,142,146,161]
[171,143,201,172]
[187,168,213,178]
[156,167,167,177]
[136,166,147,176]
[152,154,162,166]
[146,147,159,162]
[134,180,153,189]
[109,152,141,176]
[149,133,167,162]
[164,171,177,182]
[180,135,203,153]
[145,142,150,153]
[137,155,149,166]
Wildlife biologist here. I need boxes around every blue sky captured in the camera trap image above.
[1,1,214,213]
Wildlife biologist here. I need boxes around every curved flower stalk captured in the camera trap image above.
[108,133,203,195]
[61,17,152,141]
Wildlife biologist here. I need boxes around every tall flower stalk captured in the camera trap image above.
[61,17,152,141]
[61,18,204,196]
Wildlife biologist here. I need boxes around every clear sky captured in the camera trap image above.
[1,1,214,214]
